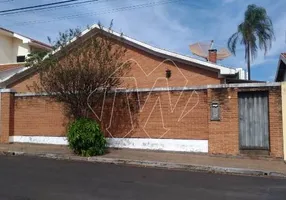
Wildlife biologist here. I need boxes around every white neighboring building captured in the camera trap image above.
[0,27,51,81]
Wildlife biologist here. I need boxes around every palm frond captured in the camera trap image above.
[227,31,241,55]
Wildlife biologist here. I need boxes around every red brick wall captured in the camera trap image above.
[13,90,209,140]
[268,88,283,158]
[208,88,239,155]
[0,92,14,143]
[10,73,40,93]
[1,85,283,158]
[121,44,222,88]
[13,96,68,136]
[97,90,209,139]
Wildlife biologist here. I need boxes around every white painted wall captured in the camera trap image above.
[12,39,30,58]
[107,138,208,153]
[9,136,68,145]
[9,136,208,153]
[0,34,30,64]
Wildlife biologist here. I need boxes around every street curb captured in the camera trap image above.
[87,157,286,178]
[1,150,286,178]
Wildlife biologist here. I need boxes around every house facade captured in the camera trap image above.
[0,27,51,83]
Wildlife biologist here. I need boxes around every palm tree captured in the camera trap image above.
[227,4,274,80]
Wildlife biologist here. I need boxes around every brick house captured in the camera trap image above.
[0,24,247,92]
[1,25,284,160]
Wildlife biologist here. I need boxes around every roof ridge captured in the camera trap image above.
[116,29,233,70]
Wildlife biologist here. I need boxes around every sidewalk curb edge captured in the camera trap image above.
[1,150,285,178]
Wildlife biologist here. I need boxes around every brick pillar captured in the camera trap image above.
[0,89,15,143]
[208,87,239,155]
[268,87,283,158]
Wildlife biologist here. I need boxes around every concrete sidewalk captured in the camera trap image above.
[1,143,286,177]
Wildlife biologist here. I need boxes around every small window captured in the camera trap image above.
[17,55,26,63]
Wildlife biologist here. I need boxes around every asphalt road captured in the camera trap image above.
[0,156,286,200]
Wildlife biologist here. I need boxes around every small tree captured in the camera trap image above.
[29,23,130,119]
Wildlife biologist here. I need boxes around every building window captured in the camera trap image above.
[17,55,26,63]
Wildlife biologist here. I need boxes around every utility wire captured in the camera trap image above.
[0,0,85,13]
[0,0,106,16]
[10,0,185,26]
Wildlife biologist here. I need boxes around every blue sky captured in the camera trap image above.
[0,0,285,81]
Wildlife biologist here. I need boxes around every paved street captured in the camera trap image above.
[0,155,286,200]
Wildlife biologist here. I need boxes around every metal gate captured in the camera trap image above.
[238,91,269,150]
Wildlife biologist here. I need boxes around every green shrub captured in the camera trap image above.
[67,118,106,156]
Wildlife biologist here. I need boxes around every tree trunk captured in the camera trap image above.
[247,43,251,80]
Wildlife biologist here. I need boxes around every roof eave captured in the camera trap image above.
[28,41,52,51]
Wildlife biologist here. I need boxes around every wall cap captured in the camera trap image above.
[0,89,16,93]
[14,82,281,96]
[15,92,48,97]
